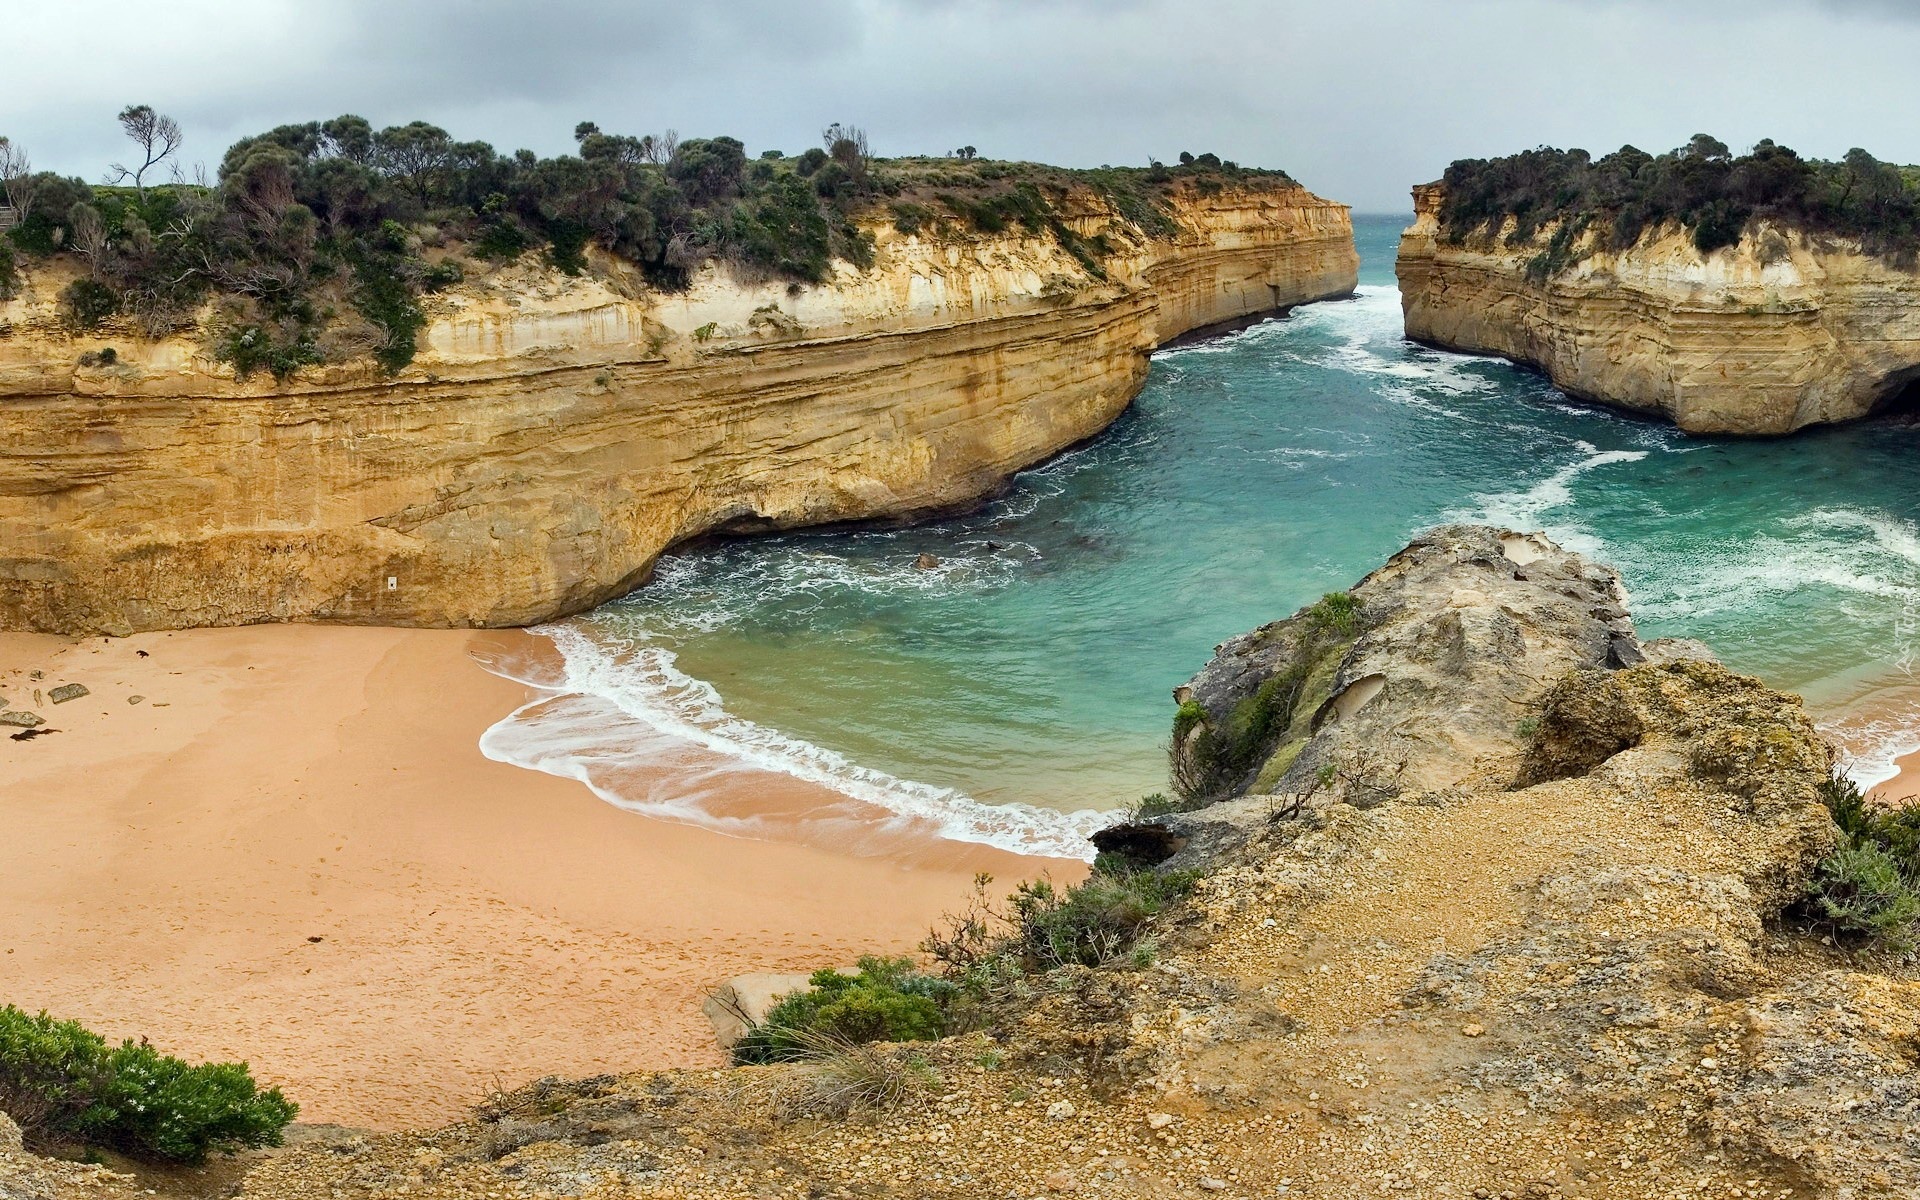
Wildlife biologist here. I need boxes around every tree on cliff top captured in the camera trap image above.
[1439,135,1920,267]
[0,137,38,220]
[6,108,1285,377]
[106,105,183,201]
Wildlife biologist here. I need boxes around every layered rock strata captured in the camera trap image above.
[1397,183,1920,434]
[0,181,1356,633]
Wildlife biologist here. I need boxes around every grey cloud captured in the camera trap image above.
[6,0,1919,213]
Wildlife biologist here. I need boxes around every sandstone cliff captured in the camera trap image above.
[0,181,1356,634]
[1397,184,1920,434]
[16,527,1904,1200]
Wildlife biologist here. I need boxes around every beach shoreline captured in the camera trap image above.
[0,625,1080,1131]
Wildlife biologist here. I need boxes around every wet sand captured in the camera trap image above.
[0,626,1078,1129]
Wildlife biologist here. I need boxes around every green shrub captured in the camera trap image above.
[62,278,119,331]
[1005,867,1198,971]
[889,201,931,235]
[1440,138,1920,269]
[347,243,427,374]
[0,240,15,300]
[1802,773,1920,951]
[732,956,956,1065]
[420,259,464,291]
[1133,792,1194,819]
[0,1006,295,1163]
[1307,591,1360,636]
[544,219,590,275]
[218,323,321,381]
[729,175,832,281]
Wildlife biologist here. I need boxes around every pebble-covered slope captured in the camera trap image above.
[27,527,1889,1200]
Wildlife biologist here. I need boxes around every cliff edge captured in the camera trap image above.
[17,527,1896,1200]
[0,179,1355,634]
[1397,183,1920,434]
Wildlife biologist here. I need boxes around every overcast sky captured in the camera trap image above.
[5,0,1916,212]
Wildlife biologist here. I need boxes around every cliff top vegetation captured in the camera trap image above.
[1436,135,1920,273]
[0,111,1290,377]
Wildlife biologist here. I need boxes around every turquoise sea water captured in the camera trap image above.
[483,215,1920,857]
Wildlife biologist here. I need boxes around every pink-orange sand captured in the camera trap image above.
[0,626,1078,1129]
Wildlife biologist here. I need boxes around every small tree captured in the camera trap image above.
[108,105,184,201]
[373,121,454,206]
[953,145,977,161]
[0,136,38,221]
[822,123,870,180]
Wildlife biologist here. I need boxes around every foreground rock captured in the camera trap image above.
[0,180,1356,634]
[164,526,1910,1200]
[1396,183,1920,434]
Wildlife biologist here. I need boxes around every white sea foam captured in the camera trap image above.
[478,625,1116,859]
[1628,507,1920,625]
[1442,440,1649,555]
[1823,693,1920,791]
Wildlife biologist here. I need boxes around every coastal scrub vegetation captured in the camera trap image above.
[1800,773,1920,952]
[731,956,957,1065]
[0,1005,296,1163]
[0,112,1285,377]
[1169,592,1365,801]
[1438,135,1920,270]
[732,861,1199,1067]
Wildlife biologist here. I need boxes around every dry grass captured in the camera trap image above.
[751,1028,939,1120]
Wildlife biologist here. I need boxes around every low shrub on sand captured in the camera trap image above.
[0,1005,296,1163]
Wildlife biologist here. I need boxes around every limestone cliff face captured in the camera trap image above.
[1397,183,1920,434]
[0,182,1356,634]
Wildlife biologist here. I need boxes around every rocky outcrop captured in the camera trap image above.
[1397,183,1920,434]
[0,181,1356,634]
[207,528,1919,1200]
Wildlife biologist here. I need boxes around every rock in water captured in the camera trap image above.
[221,527,1920,1200]
[914,553,941,570]
[1124,525,1659,870]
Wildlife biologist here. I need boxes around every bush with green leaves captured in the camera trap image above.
[61,277,119,331]
[1003,867,1198,971]
[1802,773,1920,951]
[1440,136,1920,267]
[1169,591,1365,801]
[732,956,957,1065]
[0,1006,295,1163]
[5,113,1284,376]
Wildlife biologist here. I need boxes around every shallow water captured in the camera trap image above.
[485,215,1920,856]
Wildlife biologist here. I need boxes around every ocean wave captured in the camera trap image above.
[1628,507,1920,626]
[1823,696,1920,791]
[1443,440,1649,552]
[478,625,1116,859]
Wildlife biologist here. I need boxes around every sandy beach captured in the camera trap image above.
[1874,748,1920,803]
[0,626,1079,1130]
